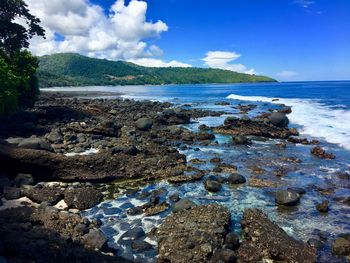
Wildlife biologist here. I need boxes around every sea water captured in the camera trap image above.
[45,81,350,261]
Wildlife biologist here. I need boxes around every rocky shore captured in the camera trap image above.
[0,91,349,262]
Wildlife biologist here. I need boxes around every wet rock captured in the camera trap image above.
[311,146,335,159]
[316,200,329,213]
[248,177,279,188]
[227,173,246,184]
[307,238,324,249]
[197,132,215,141]
[275,190,300,206]
[135,117,153,131]
[131,240,153,252]
[82,229,108,250]
[121,227,145,241]
[215,101,231,106]
[268,112,289,128]
[210,248,237,263]
[46,130,63,144]
[144,202,169,216]
[157,204,231,263]
[167,173,204,184]
[233,135,251,145]
[210,157,222,163]
[204,180,222,192]
[169,193,180,202]
[288,137,319,145]
[224,232,240,250]
[279,106,292,114]
[3,186,21,200]
[14,173,34,187]
[64,187,102,210]
[172,198,197,213]
[287,187,306,195]
[238,208,316,262]
[18,137,53,152]
[332,237,350,256]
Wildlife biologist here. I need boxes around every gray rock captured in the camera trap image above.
[5,137,24,145]
[204,180,222,192]
[287,187,306,195]
[173,198,197,213]
[3,186,21,200]
[47,130,63,144]
[131,240,153,252]
[210,248,237,263]
[268,112,289,128]
[233,135,251,145]
[14,174,34,187]
[135,118,153,131]
[121,227,145,240]
[275,190,300,206]
[316,200,329,213]
[227,173,246,184]
[18,137,53,152]
[82,229,107,250]
[224,232,240,250]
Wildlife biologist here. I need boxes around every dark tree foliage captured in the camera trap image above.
[0,0,45,115]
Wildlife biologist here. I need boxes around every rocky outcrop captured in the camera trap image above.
[64,187,102,210]
[311,146,335,159]
[156,204,231,263]
[238,208,316,262]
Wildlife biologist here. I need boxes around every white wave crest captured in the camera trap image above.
[227,94,350,150]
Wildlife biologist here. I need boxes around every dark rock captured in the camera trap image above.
[131,240,153,252]
[3,186,21,200]
[135,118,153,131]
[18,137,53,152]
[121,227,145,241]
[275,190,300,206]
[24,186,63,205]
[82,229,107,250]
[279,106,292,114]
[210,157,222,163]
[307,238,324,249]
[197,132,215,141]
[311,146,335,159]
[227,173,246,184]
[332,237,350,256]
[238,208,316,262]
[14,173,34,187]
[157,204,231,263]
[215,101,231,106]
[287,187,306,195]
[224,232,239,250]
[46,130,63,144]
[64,187,102,210]
[268,112,289,128]
[210,248,237,263]
[169,193,180,202]
[316,200,329,213]
[204,180,222,192]
[172,198,197,213]
[233,135,251,145]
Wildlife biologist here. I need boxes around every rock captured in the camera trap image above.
[3,186,21,200]
[121,227,145,240]
[14,173,34,187]
[24,186,63,205]
[82,229,107,250]
[316,200,329,213]
[275,190,300,206]
[268,112,289,128]
[157,204,231,263]
[233,135,251,145]
[210,157,222,163]
[169,193,180,202]
[204,180,222,192]
[227,173,246,184]
[287,187,306,195]
[197,132,215,141]
[215,101,231,106]
[311,146,335,159]
[18,137,53,152]
[131,240,153,252]
[135,117,153,131]
[332,237,350,256]
[238,208,316,262]
[172,198,197,213]
[224,232,240,250]
[46,130,63,144]
[279,106,292,114]
[210,248,237,263]
[64,187,102,210]
[5,137,24,145]
[307,238,324,249]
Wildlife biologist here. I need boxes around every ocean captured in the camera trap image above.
[44,81,350,262]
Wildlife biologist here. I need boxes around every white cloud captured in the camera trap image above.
[129,58,192,68]
[202,51,256,75]
[24,0,191,67]
[276,70,299,79]
[294,0,315,8]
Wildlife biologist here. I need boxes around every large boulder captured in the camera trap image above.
[233,135,251,145]
[275,190,300,206]
[18,137,53,152]
[24,185,63,205]
[172,198,197,213]
[332,237,350,256]
[157,204,231,263]
[82,229,108,250]
[135,118,153,131]
[64,187,102,210]
[227,173,246,184]
[268,112,289,128]
[204,180,222,192]
[3,186,21,200]
[238,208,316,262]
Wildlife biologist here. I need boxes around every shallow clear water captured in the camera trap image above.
[45,81,350,262]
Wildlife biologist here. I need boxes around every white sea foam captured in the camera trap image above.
[65,148,99,157]
[227,94,350,150]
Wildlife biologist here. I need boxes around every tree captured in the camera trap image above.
[0,0,45,114]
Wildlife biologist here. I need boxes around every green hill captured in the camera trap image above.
[37,53,276,87]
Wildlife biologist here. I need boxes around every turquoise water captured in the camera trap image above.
[45,81,350,262]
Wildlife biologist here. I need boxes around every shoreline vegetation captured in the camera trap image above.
[0,91,348,262]
[37,53,277,88]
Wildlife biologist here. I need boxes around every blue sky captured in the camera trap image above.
[27,0,350,81]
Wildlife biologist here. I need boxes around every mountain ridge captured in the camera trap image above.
[37,53,277,87]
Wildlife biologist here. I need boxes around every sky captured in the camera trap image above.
[24,0,350,81]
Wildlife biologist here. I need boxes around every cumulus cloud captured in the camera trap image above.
[276,70,299,79]
[128,58,192,68]
[24,0,190,67]
[202,51,255,75]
